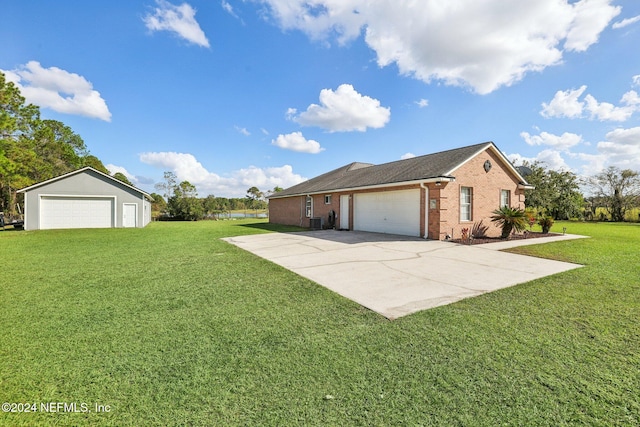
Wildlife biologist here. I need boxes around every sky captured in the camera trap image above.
[2,0,640,197]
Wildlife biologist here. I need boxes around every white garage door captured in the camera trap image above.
[354,189,420,236]
[40,196,114,229]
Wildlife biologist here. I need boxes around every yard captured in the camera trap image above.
[0,220,638,426]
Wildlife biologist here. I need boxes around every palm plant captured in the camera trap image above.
[491,206,527,239]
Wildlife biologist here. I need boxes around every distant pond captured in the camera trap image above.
[215,212,268,219]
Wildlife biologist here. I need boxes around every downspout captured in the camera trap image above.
[420,182,429,239]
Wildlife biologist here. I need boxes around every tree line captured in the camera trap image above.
[520,161,640,222]
[151,171,280,220]
[0,72,110,218]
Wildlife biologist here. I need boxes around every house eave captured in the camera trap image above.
[268,176,456,199]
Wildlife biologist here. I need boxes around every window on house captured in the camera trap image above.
[324,195,332,205]
[460,187,472,221]
[305,196,313,217]
[500,190,510,207]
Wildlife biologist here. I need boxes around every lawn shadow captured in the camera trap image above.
[237,222,309,233]
[1,226,24,232]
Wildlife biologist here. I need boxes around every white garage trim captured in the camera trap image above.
[353,189,420,237]
[39,194,116,230]
[123,203,137,228]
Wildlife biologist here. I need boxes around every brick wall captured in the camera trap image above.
[438,149,524,239]
[268,196,306,227]
[270,147,526,239]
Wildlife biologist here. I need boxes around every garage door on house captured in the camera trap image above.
[40,196,115,229]
[353,189,420,236]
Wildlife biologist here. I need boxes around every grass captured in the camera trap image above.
[1,220,638,426]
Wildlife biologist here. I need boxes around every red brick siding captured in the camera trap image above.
[270,148,526,239]
[268,196,306,227]
[438,149,524,239]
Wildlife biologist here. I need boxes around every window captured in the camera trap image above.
[324,195,332,205]
[500,190,510,207]
[460,187,472,221]
[305,196,313,217]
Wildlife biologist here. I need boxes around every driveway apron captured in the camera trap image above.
[223,230,584,319]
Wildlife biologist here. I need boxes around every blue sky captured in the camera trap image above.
[2,0,640,197]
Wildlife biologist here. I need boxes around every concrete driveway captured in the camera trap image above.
[223,230,585,319]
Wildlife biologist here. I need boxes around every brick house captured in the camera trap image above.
[268,141,533,239]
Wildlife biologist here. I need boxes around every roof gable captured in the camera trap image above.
[271,141,529,198]
[17,167,153,201]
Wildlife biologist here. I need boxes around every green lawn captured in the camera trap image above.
[1,220,638,426]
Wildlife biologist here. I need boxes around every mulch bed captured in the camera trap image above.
[450,231,561,245]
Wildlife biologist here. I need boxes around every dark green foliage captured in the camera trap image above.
[0,71,106,218]
[586,166,640,222]
[521,161,584,220]
[471,219,489,238]
[538,216,555,233]
[491,206,527,238]
[168,180,204,220]
[112,172,133,186]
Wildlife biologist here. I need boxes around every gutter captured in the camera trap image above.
[269,176,456,199]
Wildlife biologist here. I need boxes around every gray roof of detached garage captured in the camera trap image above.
[270,141,528,198]
[17,166,154,201]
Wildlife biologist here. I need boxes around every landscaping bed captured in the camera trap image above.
[451,231,562,245]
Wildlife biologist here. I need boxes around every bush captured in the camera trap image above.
[538,216,555,233]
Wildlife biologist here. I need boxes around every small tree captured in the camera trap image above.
[491,206,527,239]
[586,166,640,222]
[168,181,203,220]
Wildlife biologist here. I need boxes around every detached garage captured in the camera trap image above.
[17,167,153,230]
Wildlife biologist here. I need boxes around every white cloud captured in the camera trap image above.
[541,85,640,121]
[633,75,640,87]
[540,86,587,119]
[140,151,306,197]
[290,84,390,132]
[400,153,416,160]
[596,127,640,170]
[2,61,111,121]
[271,132,324,153]
[106,164,136,180]
[415,99,428,108]
[508,149,571,171]
[235,126,251,136]
[584,91,639,121]
[569,152,607,177]
[256,0,619,94]
[612,15,640,29]
[520,131,583,151]
[144,0,210,48]
[221,0,236,17]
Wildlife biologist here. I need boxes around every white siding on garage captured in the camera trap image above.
[353,189,420,236]
[40,196,114,229]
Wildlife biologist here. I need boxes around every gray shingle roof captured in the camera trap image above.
[271,142,516,198]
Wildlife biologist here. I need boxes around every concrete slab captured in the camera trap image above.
[223,230,585,319]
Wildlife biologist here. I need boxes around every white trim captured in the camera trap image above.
[123,203,138,228]
[39,194,117,229]
[23,192,28,230]
[460,187,472,222]
[305,195,313,218]
[269,177,455,199]
[17,167,153,201]
[421,183,429,239]
[445,142,529,186]
[339,194,350,230]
